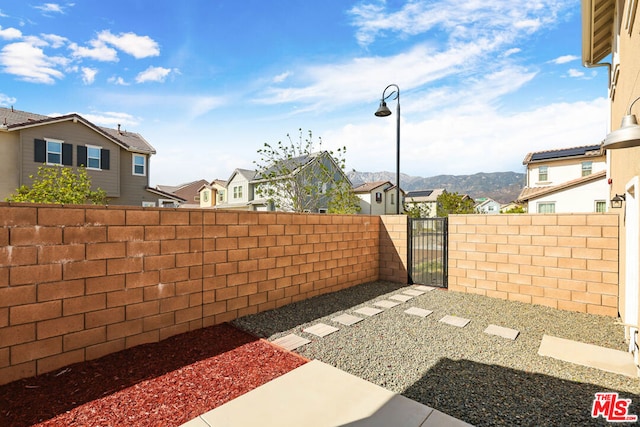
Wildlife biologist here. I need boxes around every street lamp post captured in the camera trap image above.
[375,84,401,214]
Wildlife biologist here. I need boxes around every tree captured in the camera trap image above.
[328,180,361,214]
[254,129,358,213]
[502,205,526,214]
[436,191,475,217]
[6,165,107,205]
[404,202,432,218]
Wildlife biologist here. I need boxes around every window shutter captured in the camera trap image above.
[62,143,73,166]
[77,146,87,166]
[34,139,46,163]
[101,149,110,170]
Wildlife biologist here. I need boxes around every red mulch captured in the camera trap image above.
[0,323,307,427]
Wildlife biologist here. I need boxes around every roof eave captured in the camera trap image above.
[581,0,615,66]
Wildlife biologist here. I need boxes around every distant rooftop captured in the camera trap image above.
[523,144,603,164]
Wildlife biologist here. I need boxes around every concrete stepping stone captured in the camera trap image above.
[402,289,425,297]
[331,314,364,326]
[373,300,401,309]
[354,307,383,316]
[390,294,413,302]
[404,307,433,318]
[272,334,311,351]
[439,315,471,328]
[414,285,437,292]
[303,323,339,337]
[484,324,520,340]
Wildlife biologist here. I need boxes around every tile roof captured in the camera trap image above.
[517,170,606,202]
[352,181,392,193]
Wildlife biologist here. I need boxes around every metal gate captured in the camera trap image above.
[408,217,448,287]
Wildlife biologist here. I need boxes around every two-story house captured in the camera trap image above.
[218,168,259,210]
[517,144,608,213]
[198,179,227,208]
[155,179,209,208]
[404,189,445,218]
[353,181,403,215]
[0,106,176,206]
[475,198,501,215]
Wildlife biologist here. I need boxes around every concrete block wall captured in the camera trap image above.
[0,204,381,385]
[379,215,408,283]
[448,214,619,317]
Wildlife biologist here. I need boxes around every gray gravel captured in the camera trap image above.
[232,281,640,426]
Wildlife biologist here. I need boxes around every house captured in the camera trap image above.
[404,189,445,218]
[475,197,501,214]
[582,0,640,370]
[516,144,609,213]
[353,181,403,215]
[155,179,209,208]
[0,106,178,207]
[218,168,259,210]
[198,179,227,208]
[500,202,526,213]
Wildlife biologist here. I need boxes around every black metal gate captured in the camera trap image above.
[408,217,448,287]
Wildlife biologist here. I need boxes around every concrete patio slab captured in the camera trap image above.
[484,324,520,340]
[538,335,638,378]
[331,314,364,326]
[403,289,425,297]
[186,360,472,427]
[404,307,433,318]
[354,307,383,316]
[373,300,401,309]
[303,323,339,337]
[390,294,413,302]
[414,285,438,292]
[439,315,471,328]
[271,334,311,351]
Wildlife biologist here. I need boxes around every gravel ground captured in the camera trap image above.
[232,281,640,426]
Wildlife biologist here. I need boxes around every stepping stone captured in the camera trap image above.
[484,324,520,340]
[404,307,433,318]
[354,307,383,317]
[439,315,471,328]
[303,323,339,337]
[373,300,401,309]
[331,314,364,326]
[414,285,437,292]
[402,289,425,297]
[272,334,311,351]
[390,294,413,302]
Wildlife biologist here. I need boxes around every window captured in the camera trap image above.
[132,154,146,176]
[142,201,156,207]
[233,186,243,199]
[595,200,607,213]
[34,138,72,166]
[201,191,209,203]
[47,140,62,165]
[375,192,382,203]
[87,146,101,169]
[391,193,395,205]
[581,162,593,177]
[218,189,225,202]
[538,166,548,182]
[77,145,109,170]
[537,202,555,213]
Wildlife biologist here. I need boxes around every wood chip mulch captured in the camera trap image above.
[0,323,307,427]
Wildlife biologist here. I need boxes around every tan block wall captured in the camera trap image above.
[0,203,381,385]
[448,214,619,317]
[379,215,408,283]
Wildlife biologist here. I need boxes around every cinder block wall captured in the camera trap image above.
[448,214,619,317]
[0,204,381,385]
[379,215,408,283]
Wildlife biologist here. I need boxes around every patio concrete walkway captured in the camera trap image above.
[181,360,473,427]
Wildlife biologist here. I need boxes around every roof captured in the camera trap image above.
[582,0,615,65]
[254,152,321,180]
[145,187,187,202]
[352,181,392,193]
[0,107,156,154]
[523,144,603,164]
[517,170,606,202]
[405,189,445,202]
[156,179,209,201]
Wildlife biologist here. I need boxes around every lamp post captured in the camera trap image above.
[375,84,401,214]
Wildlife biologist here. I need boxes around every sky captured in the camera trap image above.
[0,1,611,187]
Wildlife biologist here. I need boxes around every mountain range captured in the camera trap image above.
[347,171,526,204]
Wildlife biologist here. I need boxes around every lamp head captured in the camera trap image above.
[603,113,640,150]
[375,101,392,117]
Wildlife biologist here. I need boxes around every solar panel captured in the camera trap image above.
[530,145,601,161]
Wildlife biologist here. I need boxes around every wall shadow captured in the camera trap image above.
[401,358,639,426]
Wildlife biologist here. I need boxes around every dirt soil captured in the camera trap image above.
[0,323,307,427]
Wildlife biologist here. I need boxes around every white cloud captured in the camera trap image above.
[97,30,160,59]
[34,3,66,14]
[0,93,17,106]
[551,54,579,64]
[108,76,129,86]
[135,66,172,83]
[81,67,97,84]
[503,48,521,57]
[69,39,118,61]
[41,33,68,48]
[567,68,585,78]
[0,41,67,84]
[0,26,22,40]
[80,111,140,127]
[273,71,291,83]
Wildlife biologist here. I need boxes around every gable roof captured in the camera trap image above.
[0,107,156,154]
[156,179,209,201]
[226,168,257,184]
[405,188,445,202]
[523,144,603,164]
[252,151,351,185]
[353,181,392,193]
[517,170,607,202]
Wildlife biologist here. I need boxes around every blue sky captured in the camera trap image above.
[0,1,610,186]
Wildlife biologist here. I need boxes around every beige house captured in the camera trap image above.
[403,189,445,218]
[353,181,402,215]
[0,107,178,207]
[198,179,227,208]
[517,144,609,213]
[583,0,640,369]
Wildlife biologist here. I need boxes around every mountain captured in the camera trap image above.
[347,171,525,204]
